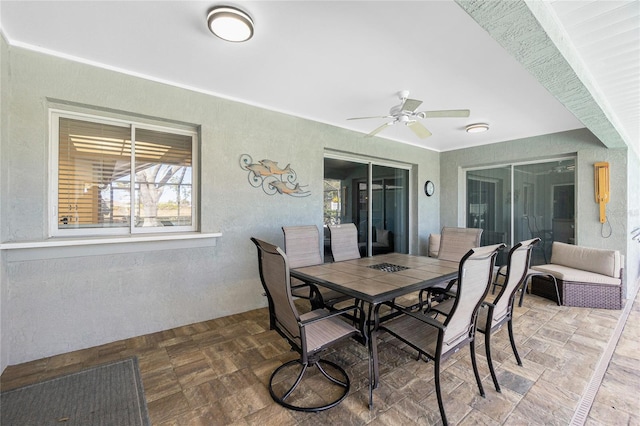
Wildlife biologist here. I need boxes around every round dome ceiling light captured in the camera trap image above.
[207,6,254,42]
[466,123,489,133]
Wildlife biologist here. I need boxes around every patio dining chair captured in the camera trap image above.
[479,238,539,392]
[372,243,505,426]
[420,226,484,308]
[282,225,351,310]
[492,238,561,307]
[328,223,361,262]
[251,237,365,412]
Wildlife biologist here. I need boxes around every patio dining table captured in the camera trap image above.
[290,252,459,407]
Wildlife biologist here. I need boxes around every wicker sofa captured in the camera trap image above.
[530,242,624,309]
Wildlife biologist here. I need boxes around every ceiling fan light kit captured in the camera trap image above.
[207,6,254,42]
[466,123,490,133]
[348,90,470,139]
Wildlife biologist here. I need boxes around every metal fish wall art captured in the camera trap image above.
[240,154,310,197]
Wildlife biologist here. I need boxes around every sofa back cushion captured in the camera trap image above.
[550,242,621,278]
[428,234,441,258]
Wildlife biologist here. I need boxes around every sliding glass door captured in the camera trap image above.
[324,157,409,259]
[466,158,575,266]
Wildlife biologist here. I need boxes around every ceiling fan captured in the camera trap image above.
[347,90,470,139]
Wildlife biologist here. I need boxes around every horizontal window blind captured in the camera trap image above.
[55,114,196,233]
[58,118,131,228]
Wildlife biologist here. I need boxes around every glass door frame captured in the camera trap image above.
[324,151,413,256]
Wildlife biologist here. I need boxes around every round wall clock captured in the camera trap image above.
[424,180,435,197]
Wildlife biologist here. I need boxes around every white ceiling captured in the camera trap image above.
[0,1,637,153]
[547,0,639,147]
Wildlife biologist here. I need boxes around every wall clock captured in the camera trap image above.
[424,180,435,197]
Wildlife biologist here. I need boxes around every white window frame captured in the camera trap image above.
[49,109,199,237]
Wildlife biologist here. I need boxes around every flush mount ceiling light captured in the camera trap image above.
[207,6,254,42]
[466,123,490,133]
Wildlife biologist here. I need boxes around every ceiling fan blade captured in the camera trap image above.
[401,98,423,113]
[366,121,394,137]
[347,115,392,120]
[407,121,432,139]
[420,109,470,118]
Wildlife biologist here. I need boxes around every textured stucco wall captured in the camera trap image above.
[0,46,439,367]
[440,129,638,298]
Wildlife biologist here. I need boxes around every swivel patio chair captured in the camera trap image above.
[282,225,351,310]
[328,223,361,262]
[479,238,539,392]
[372,243,504,426]
[251,237,364,412]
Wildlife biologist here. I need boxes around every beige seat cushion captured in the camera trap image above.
[531,264,621,286]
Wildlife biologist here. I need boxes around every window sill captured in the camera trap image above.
[0,232,222,250]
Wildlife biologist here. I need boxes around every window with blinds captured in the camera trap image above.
[52,111,197,236]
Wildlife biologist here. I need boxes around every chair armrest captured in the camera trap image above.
[481,301,496,309]
[401,309,446,331]
[496,265,507,278]
[480,301,495,328]
[420,278,458,297]
[376,301,445,331]
[291,282,314,290]
[299,304,363,326]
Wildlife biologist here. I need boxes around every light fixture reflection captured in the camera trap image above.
[466,123,489,133]
[207,6,254,42]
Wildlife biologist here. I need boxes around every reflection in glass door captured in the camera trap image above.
[466,158,575,266]
[466,166,511,264]
[324,157,409,259]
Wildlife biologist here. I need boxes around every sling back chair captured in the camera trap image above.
[372,243,505,426]
[328,223,361,262]
[251,237,365,412]
[478,238,539,392]
[282,225,351,310]
[492,237,560,307]
[420,226,483,308]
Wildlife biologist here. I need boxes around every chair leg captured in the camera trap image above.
[317,361,348,387]
[484,331,501,392]
[507,319,523,366]
[269,359,350,412]
[280,361,308,401]
[434,357,448,426]
[470,341,485,398]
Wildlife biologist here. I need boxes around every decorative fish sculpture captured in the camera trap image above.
[245,162,273,177]
[260,159,292,175]
[269,181,309,196]
[240,154,310,196]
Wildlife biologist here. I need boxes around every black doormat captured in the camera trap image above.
[1,357,150,426]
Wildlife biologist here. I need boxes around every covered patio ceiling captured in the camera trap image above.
[1,1,637,154]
